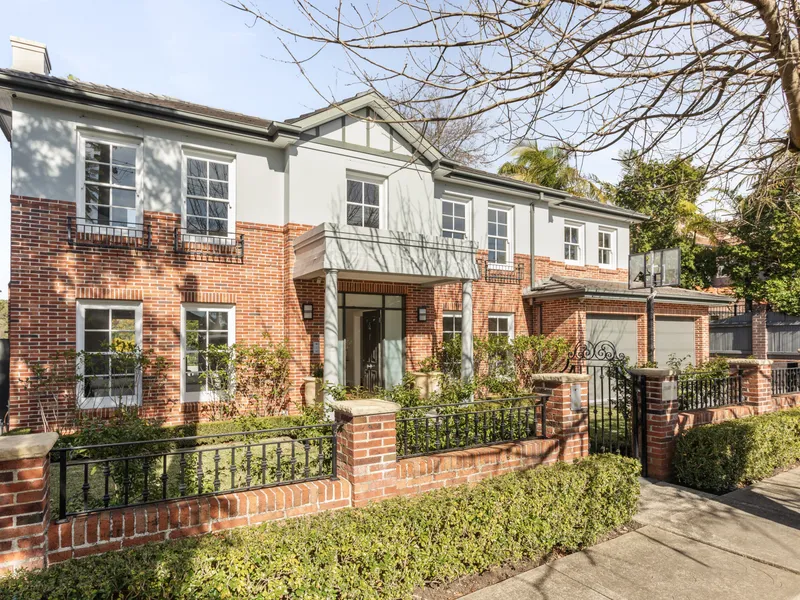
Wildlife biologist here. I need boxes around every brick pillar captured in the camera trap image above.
[0,432,58,573]
[532,374,590,462]
[729,358,773,414]
[630,368,678,481]
[752,304,768,360]
[333,399,401,507]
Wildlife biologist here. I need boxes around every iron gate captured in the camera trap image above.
[564,341,647,474]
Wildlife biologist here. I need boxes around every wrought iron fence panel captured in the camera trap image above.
[772,367,800,396]
[677,372,743,411]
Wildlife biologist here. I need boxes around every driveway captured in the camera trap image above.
[463,468,800,599]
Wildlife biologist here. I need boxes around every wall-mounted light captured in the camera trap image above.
[417,306,428,322]
[302,303,314,320]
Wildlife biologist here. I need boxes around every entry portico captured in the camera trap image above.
[293,223,480,398]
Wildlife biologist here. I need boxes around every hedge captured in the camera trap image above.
[0,455,640,600]
[673,408,800,494]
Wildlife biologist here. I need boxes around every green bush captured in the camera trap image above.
[673,408,800,493]
[1,455,640,600]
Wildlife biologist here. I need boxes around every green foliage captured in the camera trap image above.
[673,409,800,493]
[0,298,7,339]
[1,455,640,600]
[610,153,718,288]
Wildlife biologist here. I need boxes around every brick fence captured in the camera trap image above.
[633,359,800,480]
[0,376,589,573]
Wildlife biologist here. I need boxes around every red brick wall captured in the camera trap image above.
[535,256,628,282]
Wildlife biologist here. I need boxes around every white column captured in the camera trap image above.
[461,279,474,382]
[323,269,339,412]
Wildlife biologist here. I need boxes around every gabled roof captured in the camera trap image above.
[524,275,733,305]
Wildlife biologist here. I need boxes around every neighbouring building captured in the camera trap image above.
[0,37,731,431]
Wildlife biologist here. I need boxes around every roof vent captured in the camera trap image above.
[10,36,51,75]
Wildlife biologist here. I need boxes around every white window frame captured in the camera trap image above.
[76,130,144,233]
[345,172,385,229]
[487,204,514,268]
[181,146,237,244]
[442,310,463,342]
[563,221,585,266]
[598,227,617,269]
[180,304,236,403]
[76,300,143,409]
[488,312,515,340]
[441,196,471,240]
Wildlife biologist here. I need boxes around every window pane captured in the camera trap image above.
[113,188,136,209]
[209,162,228,181]
[442,215,453,231]
[112,145,136,167]
[364,207,380,228]
[85,331,109,352]
[385,295,403,309]
[208,311,228,330]
[85,354,109,376]
[188,159,207,178]
[343,294,382,308]
[187,178,207,197]
[187,198,207,217]
[207,219,228,235]
[454,217,466,232]
[208,201,228,219]
[364,183,379,206]
[443,201,453,217]
[208,181,228,200]
[497,223,507,238]
[111,330,136,346]
[208,332,228,346]
[111,207,134,226]
[347,204,363,227]
[85,309,110,330]
[112,310,136,329]
[488,222,496,236]
[111,166,135,187]
[187,216,206,234]
[347,180,362,204]
[86,376,109,398]
[85,162,110,183]
[85,141,110,163]
[86,185,110,206]
[454,203,466,218]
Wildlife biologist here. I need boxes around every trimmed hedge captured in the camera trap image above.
[0,455,640,600]
[673,408,800,494]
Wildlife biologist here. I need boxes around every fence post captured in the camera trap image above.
[728,358,773,414]
[751,304,769,360]
[629,368,678,481]
[0,432,58,573]
[531,374,590,462]
[332,399,401,508]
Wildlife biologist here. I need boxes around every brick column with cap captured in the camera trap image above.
[332,399,401,507]
[630,367,679,480]
[0,432,58,573]
[531,374,590,462]
[728,358,773,414]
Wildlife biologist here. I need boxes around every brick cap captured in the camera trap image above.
[531,373,591,383]
[331,399,401,416]
[0,432,58,461]
[727,358,773,366]
[628,367,675,377]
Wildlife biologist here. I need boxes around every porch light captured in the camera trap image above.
[417,306,428,322]
[302,303,314,320]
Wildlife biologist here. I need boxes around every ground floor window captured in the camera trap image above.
[76,300,142,408]
[181,304,235,402]
[443,311,462,342]
[488,313,514,340]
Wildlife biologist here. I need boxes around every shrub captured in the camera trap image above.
[0,455,640,600]
[673,408,800,493]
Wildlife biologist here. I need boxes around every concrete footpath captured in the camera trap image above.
[463,469,800,599]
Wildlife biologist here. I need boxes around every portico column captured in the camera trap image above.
[323,268,339,413]
[461,279,474,381]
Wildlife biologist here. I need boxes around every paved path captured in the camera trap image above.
[463,469,800,599]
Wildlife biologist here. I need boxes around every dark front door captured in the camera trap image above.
[361,310,382,391]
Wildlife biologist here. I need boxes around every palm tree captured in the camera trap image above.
[499,144,607,202]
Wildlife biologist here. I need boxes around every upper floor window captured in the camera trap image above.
[442,198,468,239]
[443,311,462,342]
[80,137,140,228]
[488,205,512,265]
[347,178,380,228]
[185,154,234,237]
[182,305,235,402]
[598,228,616,268]
[564,222,584,265]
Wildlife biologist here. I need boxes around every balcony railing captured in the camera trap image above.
[67,217,152,251]
[480,260,524,284]
[174,228,245,260]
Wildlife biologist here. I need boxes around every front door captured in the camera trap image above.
[361,310,382,391]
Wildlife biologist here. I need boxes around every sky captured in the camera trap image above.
[0,0,624,300]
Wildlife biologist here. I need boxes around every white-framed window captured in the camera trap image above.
[76,300,143,409]
[443,311,462,342]
[77,132,142,228]
[442,198,469,239]
[564,221,584,265]
[488,313,514,340]
[182,149,236,239]
[346,177,381,228]
[181,304,235,402]
[598,227,616,268]
[488,205,512,266]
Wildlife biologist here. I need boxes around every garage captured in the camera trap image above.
[586,315,639,364]
[655,317,696,367]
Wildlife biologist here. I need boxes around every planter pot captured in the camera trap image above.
[410,371,443,399]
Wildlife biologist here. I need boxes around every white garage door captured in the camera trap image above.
[655,317,695,367]
[586,315,639,364]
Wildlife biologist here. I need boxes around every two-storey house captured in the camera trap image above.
[0,38,729,430]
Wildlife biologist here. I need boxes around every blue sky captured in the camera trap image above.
[0,0,623,299]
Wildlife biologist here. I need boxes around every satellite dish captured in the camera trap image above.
[629,248,681,289]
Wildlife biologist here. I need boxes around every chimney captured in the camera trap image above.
[10,36,51,75]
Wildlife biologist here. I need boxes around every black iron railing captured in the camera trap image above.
[67,217,152,250]
[677,371,743,411]
[709,301,751,322]
[396,395,548,459]
[480,260,524,284]
[51,423,336,519]
[772,367,800,396]
[174,228,245,259]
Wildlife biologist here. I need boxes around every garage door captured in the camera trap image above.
[655,317,695,367]
[586,315,639,364]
